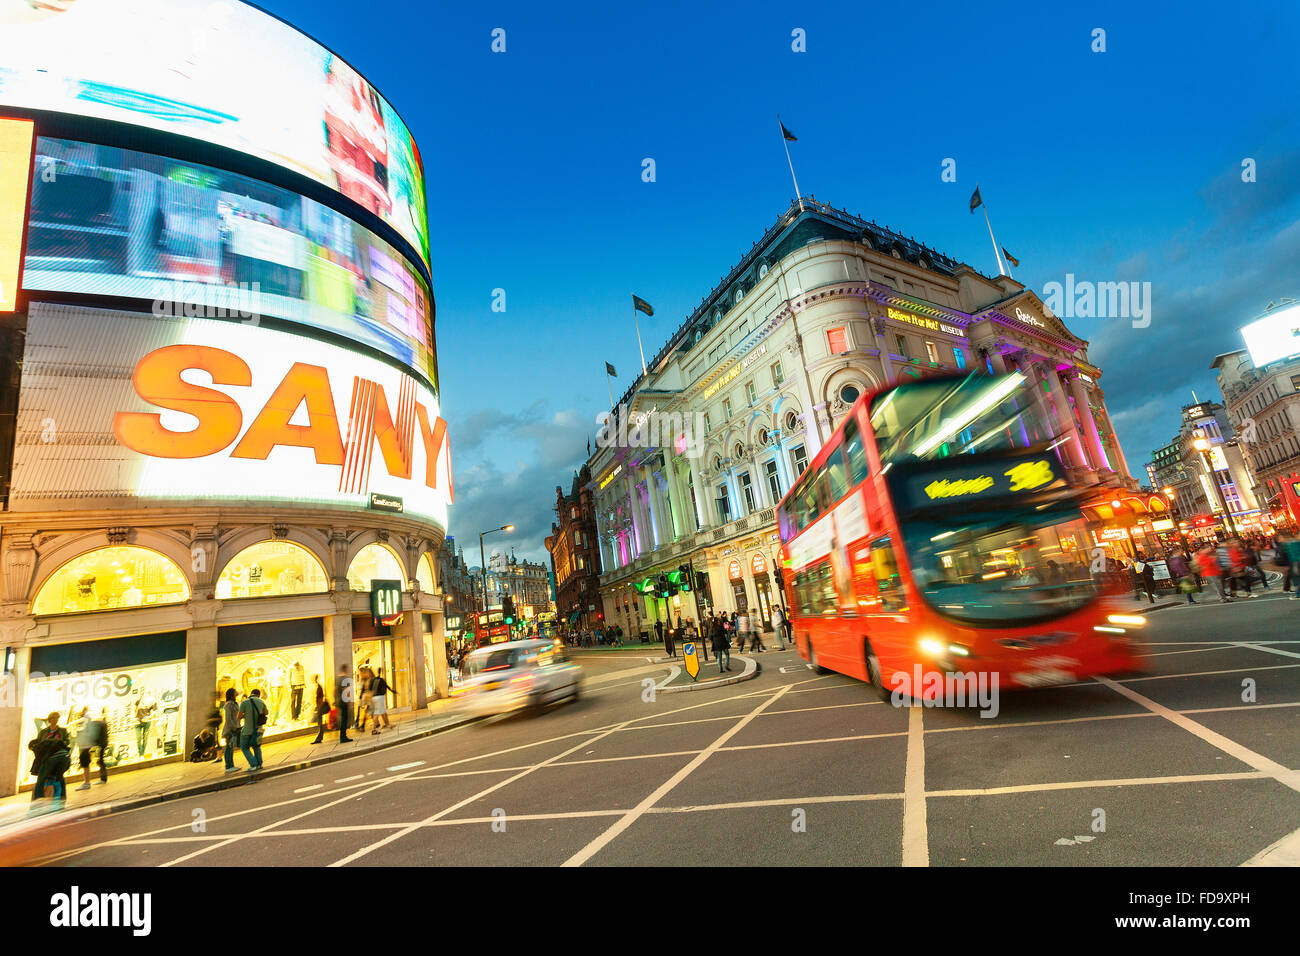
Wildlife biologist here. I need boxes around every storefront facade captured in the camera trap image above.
[0,3,450,795]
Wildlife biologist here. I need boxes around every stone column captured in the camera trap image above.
[873,315,897,384]
[785,337,825,457]
[1043,364,1086,469]
[1010,353,1056,447]
[184,599,221,752]
[691,463,711,531]
[1069,375,1109,473]
[0,638,30,796]
[324,593,355,708]
[399,602,426,709]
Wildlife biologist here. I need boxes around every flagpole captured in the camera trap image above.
[980,198,1007,277]
[778,116,803,211]
[605,368,615,410]
[633,304,647,375]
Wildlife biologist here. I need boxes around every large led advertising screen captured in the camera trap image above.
[0,0,429,271]
[23,138,436,387]
[10,303,453,527]
[1241,305,1300,369]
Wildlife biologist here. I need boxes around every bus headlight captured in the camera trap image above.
[919,637,945,657]
[1107,614,1146,627]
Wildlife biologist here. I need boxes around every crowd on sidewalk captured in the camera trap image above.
[651,605,796,675]
[1111,531,1300,606]
[23,661,402,811]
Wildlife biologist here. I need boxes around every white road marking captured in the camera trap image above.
[336,774,364,783]
[901,705,928,867]
[294,784,324,794]
[563,684,793,867]
[386,761,425,772]
[1097,677,1300,793]
[1241,825,1300,866]
[1239,643,1300,660]
[328,721,639,867]
[930,770,1268,798]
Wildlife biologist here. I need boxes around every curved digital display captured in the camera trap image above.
[24,137,436,387]
[0,0,429,271]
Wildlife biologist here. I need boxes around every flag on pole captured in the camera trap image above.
[969,186,983,214]
[780,120,797,142]
[605,361,617,377]
[1002,247,1019,268]
[632,295,654,316]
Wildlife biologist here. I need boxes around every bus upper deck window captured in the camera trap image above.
[843,417,869,485]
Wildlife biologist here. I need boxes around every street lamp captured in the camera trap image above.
[480,524,514,614]
[1192,438,1238,539]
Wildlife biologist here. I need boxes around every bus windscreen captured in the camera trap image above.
[869,372,1058,463]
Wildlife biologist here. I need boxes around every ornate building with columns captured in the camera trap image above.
[587,198,1138,637]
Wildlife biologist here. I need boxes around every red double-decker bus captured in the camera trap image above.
[776,371,1144,696]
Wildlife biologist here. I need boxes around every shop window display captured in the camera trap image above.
[416,553,436,593]
[215,541,329,600]
[347,544,405,591]
[32,547,189,617]
[215,645,326,733]
[21,662,186,784]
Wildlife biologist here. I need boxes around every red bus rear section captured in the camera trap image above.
[776,372,1144,697]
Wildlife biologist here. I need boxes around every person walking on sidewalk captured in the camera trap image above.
[310,675,328,745]
[740,610,763,652]
[369,668,394,733]
[665,616,678,659]
[74,707,109,791]
[1196,544,1232,603]
[773,605,788,650]
[27,712,72,805]
[1243,540,1269,591]
[335,665,355,743]
[711,615,731,674]
[1167,549,1197,605]
[239,689,267,771]
[221,687,243,772]
[1227,539,1253,598]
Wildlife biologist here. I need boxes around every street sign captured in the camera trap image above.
[683,641,699,681]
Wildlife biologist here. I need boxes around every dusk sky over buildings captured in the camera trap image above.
[261,0,1300,562]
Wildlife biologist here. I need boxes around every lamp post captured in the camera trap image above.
[1162,486,1186,550]
[1193,438,1238,539]
[480,525,514,615]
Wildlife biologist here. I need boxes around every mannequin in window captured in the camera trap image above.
[267,665,287,724]
[120,579,144,607]
[133,689,158,757]
[289,661,305,720]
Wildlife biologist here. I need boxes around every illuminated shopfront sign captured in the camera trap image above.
[0,0,430,269]
[750,553,768,576]
[1240,304,1300,368]
[1094,527,1130,542]
[371,580,404,628]
[1150,519,1175,532]
[22,138,435,385]
[703,363,743,400]
[10,305,453,526]
[741,343,769,370]
[727,560,743,581]
[887,307,964,338]
[598,464,623,490]
[0,117,34,312]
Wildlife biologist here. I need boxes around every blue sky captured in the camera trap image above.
[260,0,1300,562]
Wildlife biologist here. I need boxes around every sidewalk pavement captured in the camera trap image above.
[0,699,482,820]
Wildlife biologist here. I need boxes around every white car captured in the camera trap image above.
[451,640,582,716]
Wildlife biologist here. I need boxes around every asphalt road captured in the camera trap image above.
[22,596,1300,866]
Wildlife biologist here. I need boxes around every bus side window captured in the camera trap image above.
[843,417,869,486]
[869,538,906,613]
[823,437,848,503]
[814,562,836,615]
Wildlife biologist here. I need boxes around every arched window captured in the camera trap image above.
[416,553,436,593]
[784,409,801,432]
[216,541,328,599]
[839,384,861,405]
[347,543,406,591]
[32,546,189,616]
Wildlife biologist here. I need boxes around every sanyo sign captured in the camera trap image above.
[103,316,453,521]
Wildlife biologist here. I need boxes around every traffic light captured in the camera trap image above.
[774,566,786,594]
[677,565,692,590]
[695,571,709,593]
[502,596,516,625]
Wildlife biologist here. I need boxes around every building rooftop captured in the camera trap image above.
[614,196,979,410]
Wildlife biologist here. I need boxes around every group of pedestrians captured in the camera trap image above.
[1137,532,1300,606]
[26,706,112,808]
[650,606,794,675]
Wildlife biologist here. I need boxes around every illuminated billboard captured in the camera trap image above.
[1241,305,1300,368]
[0,0,429,271]
[23,138,435,387]
[10,303,453,526]
[0,116,33,311]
